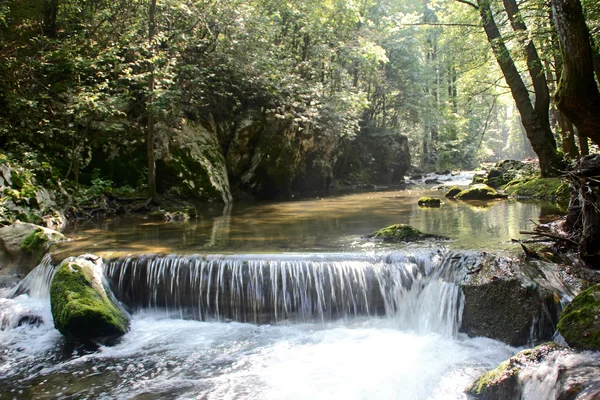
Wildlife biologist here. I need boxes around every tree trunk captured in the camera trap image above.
[478,0,562,177]
[503,0,553,136]
[551,0,600,145]
[43,0,59,37]
[147,0,157,199]
[557,111,579,159]
[578,129,590,156]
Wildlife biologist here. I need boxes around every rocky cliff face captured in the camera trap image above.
[163,110,411,201]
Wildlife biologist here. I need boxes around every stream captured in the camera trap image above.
[0,173,577,399]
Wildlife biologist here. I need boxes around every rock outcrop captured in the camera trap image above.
[0,222,65,281]
[50,255,130,343]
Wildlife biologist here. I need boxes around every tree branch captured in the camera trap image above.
[456,0,479,9]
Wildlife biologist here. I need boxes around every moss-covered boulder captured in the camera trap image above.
[472,174,487,185]
[485,160,539,188]
[418,197,441,207]
[445,186,463,198]
[557,284,600,351]
[366,224,447,242]
[50,255,130,343]
[466,343,564,399]
[457,184,508,200]
[504,177,570,202]
[0,222,65,280]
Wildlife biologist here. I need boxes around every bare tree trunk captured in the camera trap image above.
[477,0,562,177]
[557,111,579,159]
[147,0,157,199]
[551,0,600,145]
[578,129,590,156]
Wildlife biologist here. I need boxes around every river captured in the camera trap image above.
[0,173,570,399]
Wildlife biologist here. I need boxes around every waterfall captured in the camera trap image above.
[104,250,465,336]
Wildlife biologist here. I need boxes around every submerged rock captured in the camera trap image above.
[366,224,447,242]
[418,197,441,207]
[50,255,130,343]
[558,284,600,351]
[459,253,570,346]
[0,222,65,279]
[456,184,507,201]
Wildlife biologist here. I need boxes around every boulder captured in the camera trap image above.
[504,177,570,202]
[485,160,538,188]
[445,186,463,198]
[418,197,441,207]
[50,255,130,343]
[457,184,508,200]
[0,222,65,279]
[466,343,564,400]
[162,119,232,203]
[459,253,569,346]
[366,224,448,242]
[466,343,600,400]
[557,284,600,351]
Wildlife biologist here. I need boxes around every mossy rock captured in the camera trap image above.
[366,224,447,242]
[504,177,570,202]
[466,343,564,399]
[445,186,462,198]
[457,184,507,201]
[418,197,441,207]
[50,255,130,343]
[472,174,487,185]
[557,284,600,351]
[20,227,62,254]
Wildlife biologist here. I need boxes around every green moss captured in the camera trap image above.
[472,175,487,185]
[504,177,570,202]
[466,359,516,396]
[557,284,600,351]
[20,228,48,253]
[367,224,445,242]
[50,257,130,342]
[457,184,507,200]
[148,210,167,220]
[418,197,441,207]
[445,186,462,198]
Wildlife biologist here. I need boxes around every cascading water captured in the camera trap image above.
[103,249,464,336]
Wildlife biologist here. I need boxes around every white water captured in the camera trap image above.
[0,250,522,399]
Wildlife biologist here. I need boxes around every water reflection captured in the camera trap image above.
[58,189,563,256]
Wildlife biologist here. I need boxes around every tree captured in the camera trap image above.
[551,0,600,145]
[460,0,563,176]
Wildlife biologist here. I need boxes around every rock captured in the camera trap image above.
[459,253,569,346]
[467,343,600,400]
[504,177,570,202]
[410,174,423,180]
[425,178,442,185]
[418,197,441,207]
[366,224,448,242]
[557,284,600,351]
[456,184,508,200]
[0,222,65,278]
[465,343,565,400]
[50,255,130,343]
[445,186,463,198]
[148,209,191,222]
[163,119,232,203]
[472,174,487,185]
[485,160,538,188]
